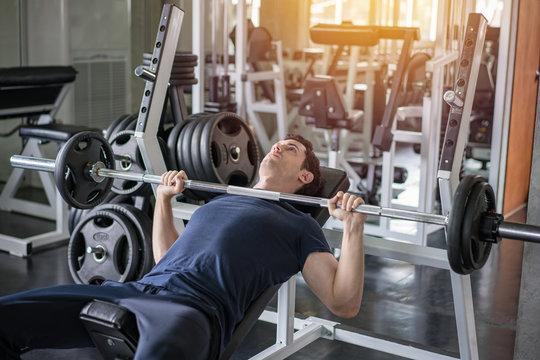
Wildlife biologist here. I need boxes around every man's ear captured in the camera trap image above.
[298,170,314,184]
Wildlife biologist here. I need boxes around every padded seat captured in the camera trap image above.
[79,167,350,360]
[0,66,77,119]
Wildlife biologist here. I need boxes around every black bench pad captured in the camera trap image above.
[19,124,101,143]
[0,66,77,86]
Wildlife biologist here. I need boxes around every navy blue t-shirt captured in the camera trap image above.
[138,194,331,351]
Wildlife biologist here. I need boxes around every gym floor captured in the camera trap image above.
[0,199,525,360]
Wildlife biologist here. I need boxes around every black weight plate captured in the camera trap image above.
[105,114,131,141]
[94,203,154,281]
[199,115,220,182]
[107,114,138,142]
[447,175,484,274]
[462,180,494,270]
[169,72,196,80]
[170,78,198,86]
[71,208,89,235]
[170,67,196,74]
[107,194,153,219]
[190,117,211,180]
[109,130,150,196]
[143,52,198,63]
[68,207,78,234]
[181,113,211,179]
[200,113,259,186]
[166,122,185,170]
[176,120,198,179]
[68,208,139,284]
[158,136,172,170]
[55,131,114,209]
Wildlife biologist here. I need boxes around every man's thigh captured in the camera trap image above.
[0,284,141,352]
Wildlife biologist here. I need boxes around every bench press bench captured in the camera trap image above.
[79,166,350,360]
[0,66,99,256]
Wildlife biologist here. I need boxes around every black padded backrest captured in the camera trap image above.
[0,66,77,119]
[219,166,349,360]
[293,166,350,226]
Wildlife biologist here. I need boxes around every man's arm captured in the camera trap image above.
[152,170,187,263]
[301,192,366,318]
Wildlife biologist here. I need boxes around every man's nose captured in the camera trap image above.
[273,144,281,152]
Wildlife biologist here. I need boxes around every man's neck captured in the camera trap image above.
[254,176,299,194]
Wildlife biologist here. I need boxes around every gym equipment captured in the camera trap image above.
[165,112,260,187]
[0,65,101,256]
[68,202,154,285]
[69,207,140,284]
[10,132,540,275]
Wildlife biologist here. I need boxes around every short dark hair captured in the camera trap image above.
[284,134,324,196]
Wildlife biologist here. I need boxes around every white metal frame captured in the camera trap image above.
[0,81,73,256]
[244,40,290,154]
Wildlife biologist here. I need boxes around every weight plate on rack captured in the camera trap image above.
[107,114,138,142]
[461,179,495,270]
[105,114,131,141]
[68,208,139,284]
[166,122,185,170]
[55,131,114,209]
[447,174,485,275]
[94,203,154,281]
[200,112,259,186]
[177,119,197,177]
[190,117,211,180]
[109,130,150,196]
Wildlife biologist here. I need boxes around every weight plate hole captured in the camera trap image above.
[217,118,241,135]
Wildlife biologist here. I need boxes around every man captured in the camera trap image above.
[0,134,366,360]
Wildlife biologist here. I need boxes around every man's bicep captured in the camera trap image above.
[301,251,338,305]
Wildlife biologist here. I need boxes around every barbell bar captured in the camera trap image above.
[10,155,540,243]
[11,154,448,226]
[8,129,540,275]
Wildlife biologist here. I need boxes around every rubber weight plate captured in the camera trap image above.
[447,175,485,274]
[109,130,151,196]
[68,208,140,284]
[105,114,131,141]
[94,203,154,281]
[178,119,199,179]
[166,122,186,170]
[461,180,495,271]
[55,131,115,209]
[200,112,259,186]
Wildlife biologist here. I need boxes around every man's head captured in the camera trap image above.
[257,134,323,196]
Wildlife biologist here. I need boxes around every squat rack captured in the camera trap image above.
[135,4,484,360]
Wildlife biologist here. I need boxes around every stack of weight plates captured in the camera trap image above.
[142,52,198,86]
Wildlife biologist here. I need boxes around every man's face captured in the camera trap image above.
[259,139,308,180]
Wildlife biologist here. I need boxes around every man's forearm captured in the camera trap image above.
[152,195,179,263]
[332,220,365,316]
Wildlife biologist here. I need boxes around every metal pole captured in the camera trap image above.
[10,154,449,225]
[11,155,540,243]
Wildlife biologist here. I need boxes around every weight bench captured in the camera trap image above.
[79,166,350,360]
[0,66,99,256]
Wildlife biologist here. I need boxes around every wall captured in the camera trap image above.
[502,0,540,215]
[514,72,540,360]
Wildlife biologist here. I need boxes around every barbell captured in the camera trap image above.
[10,131,540,275]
